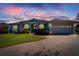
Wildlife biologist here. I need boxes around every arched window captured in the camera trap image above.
[39,24,44,29]
[13,25,17,31]
[24,24,29,29]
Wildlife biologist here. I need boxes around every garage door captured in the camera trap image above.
[50,26,73,35]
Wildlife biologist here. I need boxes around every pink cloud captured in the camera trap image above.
[3,6,25,15]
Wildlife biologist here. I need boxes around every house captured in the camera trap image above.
[1,18,79,35]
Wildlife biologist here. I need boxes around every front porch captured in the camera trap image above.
[18,19,49,34]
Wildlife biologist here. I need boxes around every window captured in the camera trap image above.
[69,26,72,28]
[39,24,44,29]
[13,25,17,31]
[24,24,29,29]
[64,26,67,28]
[61,26,64,28]
[51,26,72,28]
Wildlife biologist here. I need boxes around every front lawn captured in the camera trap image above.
[0,34,45,48]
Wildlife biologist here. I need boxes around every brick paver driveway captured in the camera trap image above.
[0,34,79,56]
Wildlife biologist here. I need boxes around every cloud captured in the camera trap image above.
[22,6,69,21]
[2,6,25,15]
[25,12,47,18]
[0,3,77,22]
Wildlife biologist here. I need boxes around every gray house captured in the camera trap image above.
[1,18,79,35]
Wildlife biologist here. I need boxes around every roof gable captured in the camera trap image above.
[27,18,47,22]
[28,18,40,22]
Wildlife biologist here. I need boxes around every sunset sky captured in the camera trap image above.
[0,3,79,22]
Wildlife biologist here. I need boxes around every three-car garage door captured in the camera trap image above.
[50,25,73,35]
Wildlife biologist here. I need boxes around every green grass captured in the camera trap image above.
[0,34,45,48]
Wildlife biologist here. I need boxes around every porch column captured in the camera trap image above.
[49,23,52,34]
[29,23,32,33]
[19,24,23,31]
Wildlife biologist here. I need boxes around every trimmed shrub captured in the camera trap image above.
[22,29,30,34]
[0,27,8,34]
[14,29,30,34]
[35,29,50,35]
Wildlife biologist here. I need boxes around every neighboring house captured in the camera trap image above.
[1,18,79,35]
[0,23,7,33]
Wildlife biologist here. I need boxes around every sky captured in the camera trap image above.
[0,3,79,23]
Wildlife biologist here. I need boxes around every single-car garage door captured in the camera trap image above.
[50,26,73,35]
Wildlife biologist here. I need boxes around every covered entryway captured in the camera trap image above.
[24,18,49,33]
[30,23,38,33]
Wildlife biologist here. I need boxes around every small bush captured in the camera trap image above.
[75,24,79,35]
[35,29,50,35]
[22,29,30,34]
[14,29,30,34]
[0,28,8,34]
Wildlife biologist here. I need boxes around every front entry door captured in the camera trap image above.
[31,23,38,33]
